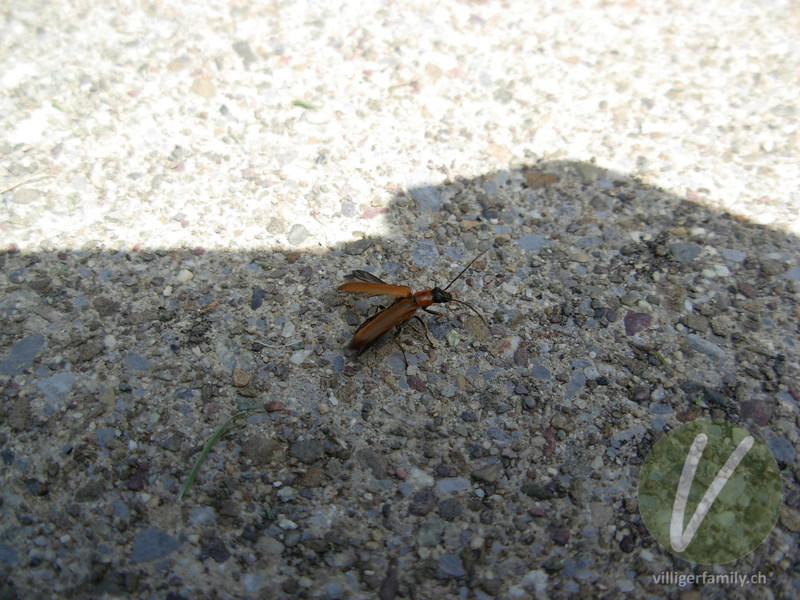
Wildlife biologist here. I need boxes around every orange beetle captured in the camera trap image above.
[339,252,487,355]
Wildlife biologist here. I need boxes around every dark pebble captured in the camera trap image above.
[75,479,105,502]
[356,448,388,478]
[289,440,324,465]
[407,375,427,393]
[513,345,529,367]
[546,524,570,546]
[521,483,555,500]
[25,478,49,497]
[668,242,702,262]
[408,488,438,516]
[438,498,463,521]
[739,398,775,427]
[737,281,758,298]
[251,286,267,310]
[0,543,19,566]
[624,311,652,335]
[201,535,230,563]
[93,296,120,317]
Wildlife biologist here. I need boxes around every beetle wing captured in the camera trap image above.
[339,270,411,297]
[349,297,419,353]
[346,270,390,284]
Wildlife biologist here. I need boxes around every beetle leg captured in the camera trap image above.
[411,315,434,347]
[392,328,409,368]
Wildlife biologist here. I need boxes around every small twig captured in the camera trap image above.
[254,339,303,349]
[0,170,53,195]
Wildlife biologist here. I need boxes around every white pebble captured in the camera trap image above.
[290,348,313,364]
[446,329,460,347]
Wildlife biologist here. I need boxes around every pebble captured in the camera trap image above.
[517,234,550,251]
[668,242,702,262]
[290,348,313,364]
[0,334,44,375]
[565,370,587,399]
[768,436,796,464]
[251,286,267,309]
[189,507,217,526]
[36,372,76,407]
[682,313,709,333]
[277,516,298,530]
[406,466,434,488]
[131,528,180,563]
[531,365,551,380]
[287,224,310,246]
[232,368,252,387]
[243,436,280,464]
[722,248,746,263]
[438,498,463,521]
[289,440,324,465]
[623,312,651,335]
[439,553,466,578]
[0,544,19,566]
[190,77,215,98]
[739,399,774,426]
[471,463,502,484]
[277,486,299,502]
[410,186,443,212]
[780,507,800,533]
[353,449,386,479]
[124,352,151,372]
[437,478,471,494]
[417,519,444,547]
[685,334,727,362]
[409,488,439,516]
[411,240,439,266]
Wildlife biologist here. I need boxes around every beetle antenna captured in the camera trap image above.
[442,250,487,292]
[449,299,488,327]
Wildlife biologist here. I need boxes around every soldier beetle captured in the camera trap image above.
[339,251,487,356]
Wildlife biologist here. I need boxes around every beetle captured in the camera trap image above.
[338,251,487,356]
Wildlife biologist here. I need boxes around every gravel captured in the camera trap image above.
[2,1,799,599]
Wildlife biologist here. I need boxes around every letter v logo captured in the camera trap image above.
[669,433,754,552]
[638,420,782,564]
